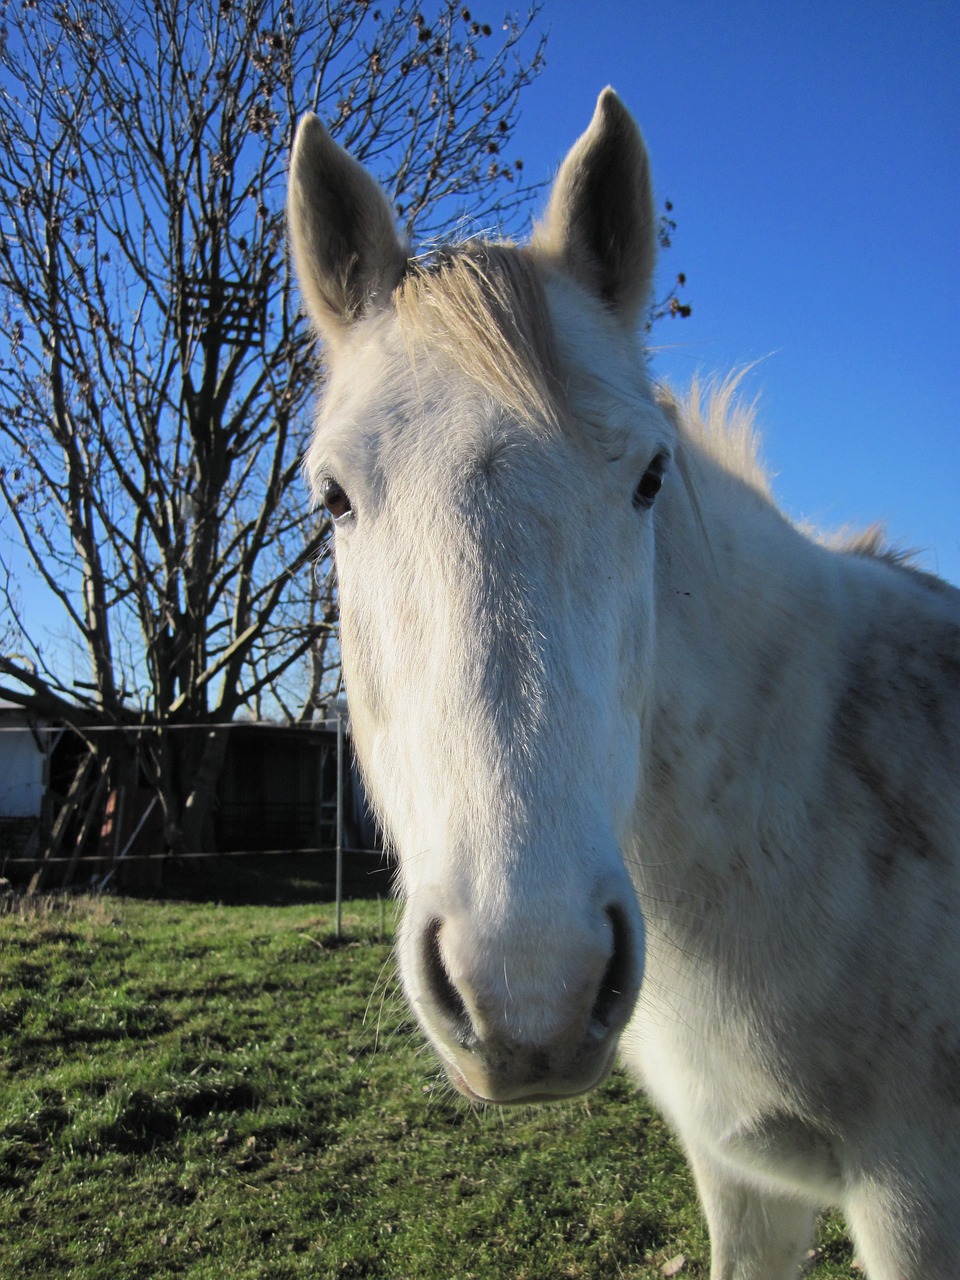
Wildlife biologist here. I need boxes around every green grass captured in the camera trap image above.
[0,892,859,1278]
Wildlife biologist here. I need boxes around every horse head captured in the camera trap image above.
[289,91,676,1103]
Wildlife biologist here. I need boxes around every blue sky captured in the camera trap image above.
[3,1,956,699]
[511,1,959,583]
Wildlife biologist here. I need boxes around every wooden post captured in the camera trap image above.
[335,712,344,940]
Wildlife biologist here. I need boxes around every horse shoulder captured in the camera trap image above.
[827,563,960,885]
[626,555,960,1152]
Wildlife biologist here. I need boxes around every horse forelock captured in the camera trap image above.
[392,242,567,434]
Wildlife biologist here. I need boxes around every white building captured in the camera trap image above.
[0,701,46,819]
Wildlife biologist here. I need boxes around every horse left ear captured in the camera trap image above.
[532,88,656,329]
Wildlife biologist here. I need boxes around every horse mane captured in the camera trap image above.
[656,375,947,583]
[655,375,772,500]
[819,524,953,591]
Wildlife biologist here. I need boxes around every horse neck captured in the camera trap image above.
[646,430,849,874]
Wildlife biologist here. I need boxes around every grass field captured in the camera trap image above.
[0,883,860,1278]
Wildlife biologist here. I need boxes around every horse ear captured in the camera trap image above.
[288,114,407,348]
[532,88,656,328]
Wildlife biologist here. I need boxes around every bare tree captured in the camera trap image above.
[0,0,545,853]
[650,200,691,327]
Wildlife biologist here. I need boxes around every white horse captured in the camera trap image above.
[288,90,960,1279]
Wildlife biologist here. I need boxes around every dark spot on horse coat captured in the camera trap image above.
[754,644,786,705]
[931,1024,960,1107]
[694,709,715,738]
[813,1065,874,1122]
[830,623,958,883]
[650,748,676,791]
[706,756,738,808]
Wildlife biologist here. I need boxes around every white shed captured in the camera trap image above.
[0,701,47,819]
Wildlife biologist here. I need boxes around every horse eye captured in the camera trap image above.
[633,453,668,510]
[321,478,352,521]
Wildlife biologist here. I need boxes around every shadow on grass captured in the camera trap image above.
[2,849,395,909]
[142,849,395,907]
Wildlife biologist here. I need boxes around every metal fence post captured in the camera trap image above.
[335,711,344,940]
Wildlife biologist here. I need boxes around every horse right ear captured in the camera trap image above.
[288,115,407,349]
[532,88,656,329]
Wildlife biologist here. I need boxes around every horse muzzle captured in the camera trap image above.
[404,898,643,1104]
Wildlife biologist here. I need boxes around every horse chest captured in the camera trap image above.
[624,968,851,1199]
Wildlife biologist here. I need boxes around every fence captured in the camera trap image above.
[0,714,383,937]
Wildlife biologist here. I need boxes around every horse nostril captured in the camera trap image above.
[589,905,635,1032]
[422,918,473,1043]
